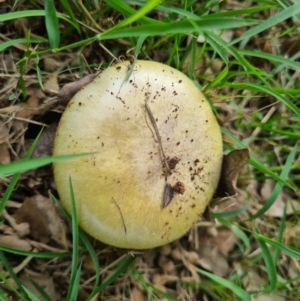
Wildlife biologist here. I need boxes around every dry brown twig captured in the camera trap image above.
[143,94,175,208]
[144,94,170,175]
[112,197,127,235]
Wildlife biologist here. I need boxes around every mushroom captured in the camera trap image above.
[53,60,223,249]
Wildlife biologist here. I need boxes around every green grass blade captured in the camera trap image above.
[94,255,136,293]
[36,36,97,56]
[186,37,198,77]
[131,267,158,299]
[132,266,182,300]
[197,32,272,85]
[0,172,22,216]
[254,233,300,261]
[28,277,52,301]
[0,10,76,28]
[0,38,47,52]
[231,2,300,45]
[45,0,60,49]
[226,83,300,117]
[52,193,100,301]
[249,144,297,220]
[134,35,147,58]
[203,31,229,64]
[197,269,250,301]
[65,177,80,301]
[0,152,95,176]
[226,47,272,85]
[248,156,292,189]
[230,225,250,251]
[124,35,147,81]
[35,55,44,90]
[126,0,202,20]
[0,244,71,258]
[256,230,277,290]
[203,66,228,92]
[218,219,250,250]
[274,203,287,264]
[23,287,41,301]
[210,203,248,219]
[81,230,100,301]
[194,6,272,19]
[150,286,181,301]
[103,0,161,35]
[0,251,26,296]
[0,287,12,301]
[264,127,300,138]
[104,0,161,25]
[60,0,80,32]
[238,49,300,71]
[126,1,272,20]
[0,129,44,215]
[99,18,258,40]
[23,129,43,159]
[273,51,300,74]
[0,272,24,300]
[69,264,82,301]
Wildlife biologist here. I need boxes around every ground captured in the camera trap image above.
[0,1,300,301]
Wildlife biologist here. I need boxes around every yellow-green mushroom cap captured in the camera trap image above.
[53,60,223,249]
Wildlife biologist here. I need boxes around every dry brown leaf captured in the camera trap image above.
[32,122,58,158]
[13,18,28,36]
[261,179,300,217]
[211,188,250,221]
[152,274,167,292]
[44,73,60,95]
[197,30,234,44]
[158,244,171,256]
[19,271,60,301]
[199,225,238,256]
[16,89,46,119]
[0,118,10,164]
[0,118,9,144]
[281,36,300,56]
[0,276,19,293]
[286,258,300,286]
[197,246,229,276]
[158,255,176,274]
[131,286,145,301]
[32,194,68,248]
[0,234,31,251]
[0,142,10,164]
[43,57,63,72]
[210,59,225,72]
[215,149,250,197]
[14,197,51,243]
[57,74,97,105]
[2,208,30,237]
[242,270,285,301]
[0,51,15,72]
[83,254,96,272]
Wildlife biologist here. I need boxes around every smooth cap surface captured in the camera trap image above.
[53,60,223,249]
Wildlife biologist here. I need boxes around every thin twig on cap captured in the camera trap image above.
[112,197,127,235]
[144,95,171,175]
[144,95,174,208]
